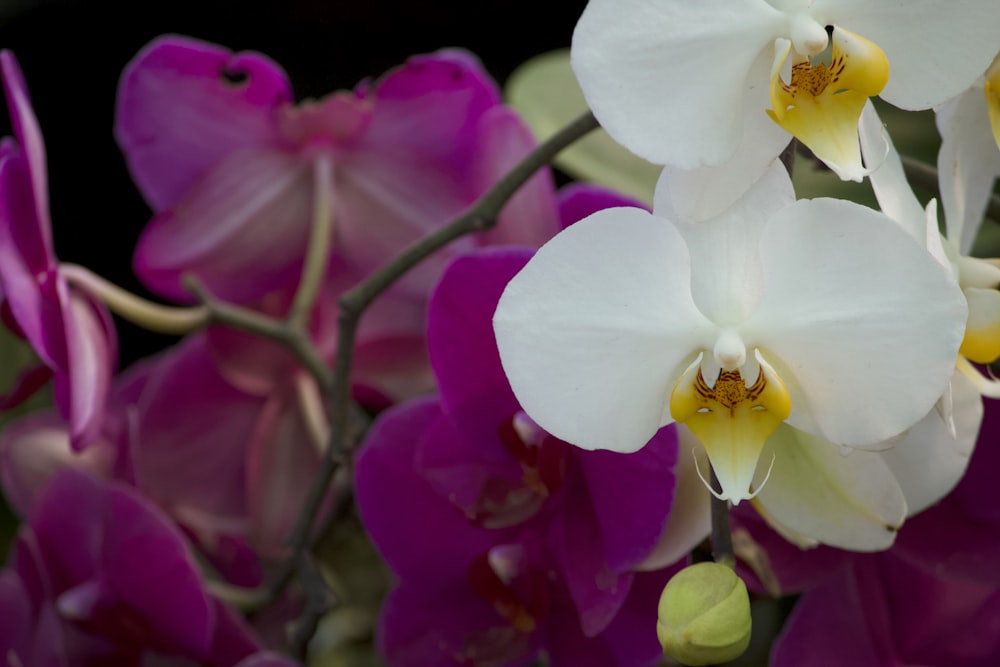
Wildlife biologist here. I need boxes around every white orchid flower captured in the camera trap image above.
[861,101,1000,402]
[571,0,1000,187]
[493,162,967,505]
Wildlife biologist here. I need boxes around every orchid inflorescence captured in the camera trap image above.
[1,1,1000,665]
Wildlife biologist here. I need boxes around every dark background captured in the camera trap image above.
[0,0,586,364]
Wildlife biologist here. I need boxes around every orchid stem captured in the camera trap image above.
[289,154,335,330]
[272,110,601,606]
[183,276,334,391]
[60,264,208,335]
[710,465,735,568]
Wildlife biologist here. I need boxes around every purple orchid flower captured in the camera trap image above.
[0,467,271,666]
[731,398,1000,666]
[355,247,683,667]
[115,35,559,305]
[0,51,117,450]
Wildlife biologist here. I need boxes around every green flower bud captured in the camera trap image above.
[656,561,752,666]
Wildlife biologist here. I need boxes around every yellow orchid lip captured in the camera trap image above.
[767,26,890,181]
[670,350,791,504]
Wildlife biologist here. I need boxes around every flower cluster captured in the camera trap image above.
[0,1,999,665]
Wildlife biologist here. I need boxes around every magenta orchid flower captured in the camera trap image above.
[115,35,559,305]
[0,467,272,666]
[356,248,686,666]
[0,51,117,450]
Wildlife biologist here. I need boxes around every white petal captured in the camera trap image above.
[753,424,906,552]
[571,0,785,167]
[814,0,1000,109]
[661,161,795,324]
[652,55,792,219]
[494,207,716,453]
[742,199,967,446]
[936,83,1000,255]
[860,102,926,243]
[879,371,981,516]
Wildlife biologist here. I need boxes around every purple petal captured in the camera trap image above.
[102,483,214,655]
[378,581,537,667]
[427,248,533,430]
[575,426,677,573]
[355,398,505,583]
[132,335,255,535]
[245,392,323,559]
[0,51,53,257]
[472,107,560,248]
[333,50,502,287]
[543,571,673,667]
[203,599,265,667]
[0,569,32,662]
[550,465,633,637]
[557,182,649,229]
[29,468,105,593]
[772,558,895,667]
[884,555,1000,666]
[133,148,316,303]
[0,141,64,370]
[115,35,292,211]
[58,289,117,451]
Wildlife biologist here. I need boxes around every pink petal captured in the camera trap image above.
[0,51,53,256]
[334,50,502,289]
[472,107,560,248]
[59,289,117,451]
[115,35,292,211]
[132,148,316,303]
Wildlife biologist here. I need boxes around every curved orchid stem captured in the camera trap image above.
[288,153,336,330]
[60,264,208,335]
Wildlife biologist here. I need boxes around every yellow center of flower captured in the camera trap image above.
[984,55,1000,150]
[670,352,791,504]
[767,26,889,181]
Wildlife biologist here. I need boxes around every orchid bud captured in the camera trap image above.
[656,562,751,666]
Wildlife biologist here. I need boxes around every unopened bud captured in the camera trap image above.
[656,562,752,666]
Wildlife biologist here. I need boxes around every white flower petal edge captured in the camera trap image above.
[493,206,716,453]
[813,0,1000,111]
[742,197,967,448]
[571,0,784,168]
[936,78,1000,256]
[752,424,906,552]
[879,370,981,516]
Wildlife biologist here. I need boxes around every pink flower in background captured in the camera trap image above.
[0,51,117,451]
[115,35,559,305]
[0,468,273,666]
